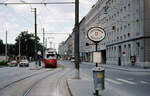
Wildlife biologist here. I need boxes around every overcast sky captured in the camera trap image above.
[0,0,97,50]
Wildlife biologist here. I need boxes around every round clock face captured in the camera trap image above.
[87,27,105,42]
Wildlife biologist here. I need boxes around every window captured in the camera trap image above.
[128,44,131,57]
[128,33,130,37]
[124,34,126,39]
[124,45,126,48]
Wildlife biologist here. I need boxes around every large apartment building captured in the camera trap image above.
[58,0,150,68]
[79,0,150,68]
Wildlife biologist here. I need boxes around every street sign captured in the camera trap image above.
[87,27,105,43]
[122,51,126,56]
[93,52,102,63]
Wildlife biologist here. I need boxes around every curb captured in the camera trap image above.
[100,66,150,72]
[66,79,73,96]
[81,62,150,72]
[0,66,7,68]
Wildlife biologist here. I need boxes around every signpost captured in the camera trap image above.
[87,27,105,43]
[87,26,105,96]
[87,27,105,67]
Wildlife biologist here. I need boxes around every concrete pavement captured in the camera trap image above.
[67,78,122,96]
[67,61,150,96]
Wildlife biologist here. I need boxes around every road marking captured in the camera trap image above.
[117,78,136,85]
[105,78,122,85]
[140,81,149,84]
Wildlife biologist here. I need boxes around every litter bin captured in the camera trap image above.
[93,67,105,91]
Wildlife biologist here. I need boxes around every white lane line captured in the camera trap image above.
[140,81,149,84]
[117,78,136,85]
[105,78,122,85]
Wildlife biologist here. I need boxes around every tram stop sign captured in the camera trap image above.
[87,27,105,43]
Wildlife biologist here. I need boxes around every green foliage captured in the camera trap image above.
[15,31,43,58]
[0,39,4,55]
[0,60,8,66]
[0,39,3,45]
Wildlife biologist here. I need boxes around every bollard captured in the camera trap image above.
[93,67,105,96]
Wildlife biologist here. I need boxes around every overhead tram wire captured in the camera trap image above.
[38,33,70,35]
[0,2,75,5]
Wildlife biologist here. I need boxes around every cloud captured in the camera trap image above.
[0,0,98,46]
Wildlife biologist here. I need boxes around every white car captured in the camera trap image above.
[8,60,17,67]
[19,59,29,67]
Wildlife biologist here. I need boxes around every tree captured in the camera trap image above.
[15,31,43,58]
[0,39,4,55]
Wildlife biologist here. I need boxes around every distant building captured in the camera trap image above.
[58,34,73,60]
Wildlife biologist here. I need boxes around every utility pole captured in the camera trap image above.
[74,0,80,79]
[43,28,45,58]
[5,30,7,61]
[46,38,47,49]
[32,8,38,68]
[19,37,21,63]
[50,42,52,48]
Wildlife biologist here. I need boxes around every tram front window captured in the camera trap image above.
[47,54,56,59]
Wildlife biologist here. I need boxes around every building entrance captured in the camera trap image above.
[118,46,122,66]
[101,50,106,64]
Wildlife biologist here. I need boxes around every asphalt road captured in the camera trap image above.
[0,60,150,96]
[0,61,72,96]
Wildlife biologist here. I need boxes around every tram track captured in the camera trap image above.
[22,67,73,96]
[0,64,73,96]
[22,69,63,96]
[0,68,58,91]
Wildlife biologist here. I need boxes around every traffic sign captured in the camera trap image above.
[122,51,126,56]
[87,27,105,43]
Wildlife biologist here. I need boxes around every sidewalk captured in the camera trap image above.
[67,78,121,96]
[81,62,150,72]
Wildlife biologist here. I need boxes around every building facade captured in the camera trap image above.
[58,34,73,60]
[79,0,150,68]
[58,0,150,68]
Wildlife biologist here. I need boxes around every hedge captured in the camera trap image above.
[0,60,8,66]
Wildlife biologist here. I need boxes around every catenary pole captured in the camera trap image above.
[19,37,21,63]
[74,0,80,79]
[5,30,7,61]
[32,8,38,68]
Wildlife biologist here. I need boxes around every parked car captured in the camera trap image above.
[8,60,17,67]
[19,59,29,67]
[70,56,75,62]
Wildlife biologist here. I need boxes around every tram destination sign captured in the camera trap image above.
[87,27,105,43]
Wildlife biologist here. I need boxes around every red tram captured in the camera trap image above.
[44,49,57,68]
